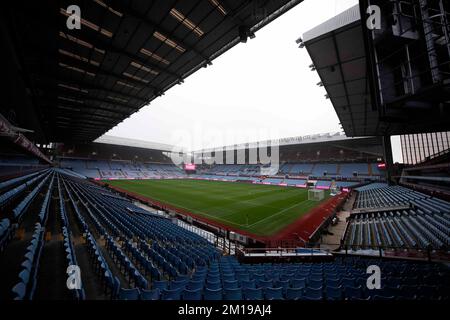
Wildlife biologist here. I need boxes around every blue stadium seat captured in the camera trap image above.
[342,277,355,288]
[18,269,30,284]
[187,280,204,291]
[303,287,323,300]
[290,278,306,289]
[12,282,26,300]
[326,278,341,288]
[176,274,190,281]
[257,280,272,289]
[307,279,323,290]
[204,288,222,300]
[206,280,221,290]
[224,288,243,300]
[236,274,250,282]
[140,288,160,300]
[274,280,290,294]
[243,288,263,300]
[182,289,202,300]
[162,288,183,300]
[118,288,140,300]
[264,287,284,300]
[222,274,235,282]
[326,286,343,300]
[223,280,239,290]
[153,280,168,290]
[241,280,256,289]
[170,280,188,290]
[252,273,265,281]
[345,286,363,299]
[285,287,303,300]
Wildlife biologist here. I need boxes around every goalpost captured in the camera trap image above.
[308,189,324,201]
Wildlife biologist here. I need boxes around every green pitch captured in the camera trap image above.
[106,179,330,236]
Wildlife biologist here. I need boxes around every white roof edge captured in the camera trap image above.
[194,133,376,154]
[302,4,361,42]
[94,135,178,152]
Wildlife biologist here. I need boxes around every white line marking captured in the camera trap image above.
[246,200,310,228]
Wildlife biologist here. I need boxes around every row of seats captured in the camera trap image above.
[0,170,49,208]
[354,183,388,191]
[0,170,42,191]
[38,175,54,225]
[346,184,450,250]
[0,218,13,252]
[121,255,450,300]
[345,209,450,250]
[355,185,416,209]
[105,235,148,289]
[58,176,86,300]
[11,223,45,300]
[13,174,51,221]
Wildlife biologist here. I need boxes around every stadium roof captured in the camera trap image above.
[300,5,377,137]
[95,135,176,152]
[2,0,303,144]
[194,132,380,154]
[301,3,450,137]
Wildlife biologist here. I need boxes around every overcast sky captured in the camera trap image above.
[102,0,403,162]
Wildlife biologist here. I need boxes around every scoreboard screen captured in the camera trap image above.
[184,163,196,171]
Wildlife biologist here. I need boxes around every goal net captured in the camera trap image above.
[308,189,324,201]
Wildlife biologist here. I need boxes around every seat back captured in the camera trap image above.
[182,288,202,300]
[286,287,303,300]
[243,288,263,300]
[140,288,160,300]
[224,288,243,300]
[118,287,140,300]
[264,287,283,300]
[204,288,222,300]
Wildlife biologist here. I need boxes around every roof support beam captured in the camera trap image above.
[35,74,148,105]
[122,7,209,61]
[52,93,138,113]
[58,55,157,92]
[45,107,124,122]
[59,31,181,80]
[40,96,135,115]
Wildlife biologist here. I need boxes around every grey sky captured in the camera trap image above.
[103,0,403,163]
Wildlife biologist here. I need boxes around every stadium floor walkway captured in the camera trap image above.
[318,192,356,250]
[34,190,71,300]
[319,211,351,250]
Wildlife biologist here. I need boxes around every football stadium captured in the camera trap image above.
[1,0,450,306]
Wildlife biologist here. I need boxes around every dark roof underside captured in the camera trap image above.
[304,3,450,137]
[304,19,377,137]
[1,0,302,143]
